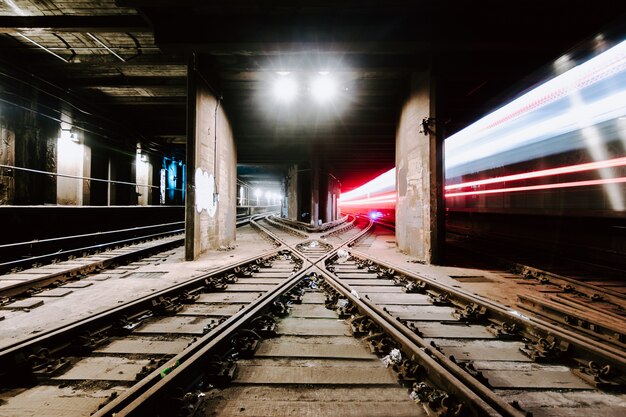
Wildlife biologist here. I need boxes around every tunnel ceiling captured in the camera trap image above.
[0,1,624,191]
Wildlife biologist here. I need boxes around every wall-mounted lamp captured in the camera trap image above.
[61,127,79,143]
[419,117,436,136]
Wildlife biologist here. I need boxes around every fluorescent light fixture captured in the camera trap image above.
[311,73,337,103]
[86,33,125,62]
[18,34,69,63]
[5,0,26,16]
[272,75,298,103]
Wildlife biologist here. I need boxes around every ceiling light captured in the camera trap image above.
[311,73,337,103]
[276,71,290,76]
[272,76,298,103]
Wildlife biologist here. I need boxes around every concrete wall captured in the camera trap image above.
[396,72,442,263]
[185,58,237,260]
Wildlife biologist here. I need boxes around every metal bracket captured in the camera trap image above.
[520,335,569,362]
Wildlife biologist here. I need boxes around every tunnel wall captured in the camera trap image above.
[185,58,237,260]
[0,66,164,207]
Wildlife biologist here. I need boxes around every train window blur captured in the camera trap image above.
[445,38,626,216]
[339,36,626,219]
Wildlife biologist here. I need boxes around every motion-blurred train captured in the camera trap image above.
[339,36,626,265]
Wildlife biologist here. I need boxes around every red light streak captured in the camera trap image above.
[445,157,626,191]
[445,177,626,198]
[339,192,397,206]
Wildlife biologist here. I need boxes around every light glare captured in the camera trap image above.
[273,76,298,103]
[311,74,337,103]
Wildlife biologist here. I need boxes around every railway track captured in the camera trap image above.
[447,232,626,350]
[0,214,267,301]
[2,214,625,417]
[324,249,626,417]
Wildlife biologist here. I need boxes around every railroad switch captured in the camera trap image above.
[348,314,378,336]
[377,268,396,279]
[250,315,277,337]
[258,259,273,268]
[27,347,70,379]
[452,359,489,385]
[222,273,238,283]
[336,299,358,318]
[165,387,205,417]
[117,312,153,333]
[365,332,399,355]
[400,319,424,337]
[74,329,109,352]
[270,300,290,316]
[205,359,237,388]
[178,291,200,304]
[230,329,261,358]
[151,296,182,315]
[453,303,487,322]
[410,382,463,417]
[390,357,423,387]
[405,280,427,293]
[233,266,252,277]
[520,335,570,362]
[428,291,451,306]
[486,321,519,339]
[203,277,228,291]
[137,360,160,380]
[572,360,626,389]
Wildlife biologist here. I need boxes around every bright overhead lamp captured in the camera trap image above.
[311,73,337,103]
[272,75,298,103]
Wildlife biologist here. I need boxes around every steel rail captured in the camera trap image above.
[0,229,185,273]
[0,233,184,298]
[0,246,285,363]
[347,248,626,374]
[93,257,311,417]
[314,264,524,417]
[0,221,184,249]
[99,213,374,416]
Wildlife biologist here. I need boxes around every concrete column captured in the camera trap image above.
[57,128,86,205]
[286,164,299,220]
[0,121,15,204]
[395,72,444,263]
[323,173,341,222]
[310,157,320,226]
[185,54,237,260]
[135,150,152,206]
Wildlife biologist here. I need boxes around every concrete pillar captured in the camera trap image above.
[395,72,444,263]
[310,157,320,226]
[135,148,152,206]
[0,121,15,204]
[320,170,341,223]
[185,54,237,260]
[57,128,88,205]
[286,164,299,220]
